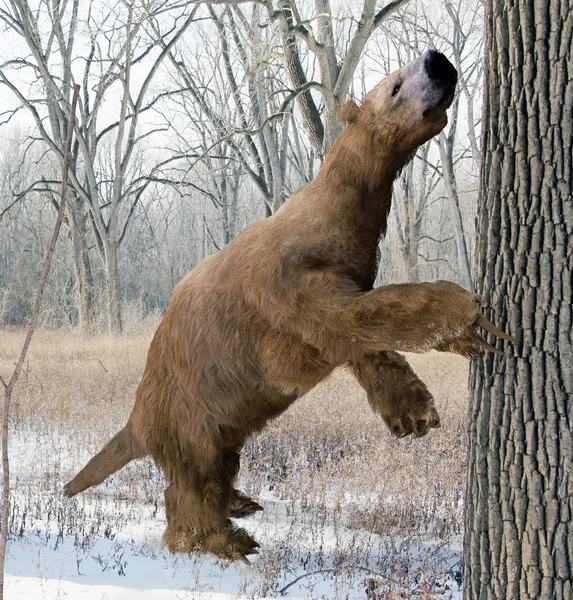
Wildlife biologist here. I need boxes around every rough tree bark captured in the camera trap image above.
[68,194,95,332]
[464,2,572,599]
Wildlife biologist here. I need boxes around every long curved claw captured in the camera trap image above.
[477,315,515,343]
[230,494,264,519]
[246,501,263,514]
[473,333,503,355]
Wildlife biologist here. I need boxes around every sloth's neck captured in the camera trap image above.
[315,124,408,245]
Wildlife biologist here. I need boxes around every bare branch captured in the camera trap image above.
[419,234,455,244]
[279,565,405,596]
[203,214,222,251]
[374,0,412,26]
[334,0,412,103]
[0,84,79,600]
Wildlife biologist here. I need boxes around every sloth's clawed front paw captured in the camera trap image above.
[429,287,514,357]
[379,378,441,439]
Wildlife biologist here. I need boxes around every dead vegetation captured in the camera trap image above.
[0,328,469,596]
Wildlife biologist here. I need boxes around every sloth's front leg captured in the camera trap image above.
[350,351,440,438]
[334,280,513,358]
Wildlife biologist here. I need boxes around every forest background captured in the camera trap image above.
[0,0,483,332]
[0,1,485,598]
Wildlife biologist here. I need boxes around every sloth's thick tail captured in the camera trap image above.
[63,421,147,498]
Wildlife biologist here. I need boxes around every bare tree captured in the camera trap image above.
[435,96,473,289]
[0,0,200,331]
[392,142,444,281]
[162,1,413,215]
[261,0,413,157]
[377,0,483,288]
[148,2,300,215]
[425,0,484,288]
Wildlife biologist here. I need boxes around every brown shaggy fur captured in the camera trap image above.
[64,52,510,561]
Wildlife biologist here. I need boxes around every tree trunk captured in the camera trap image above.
[279,1,325,159]
[398,195,419,283]
[437,134,472,290]
[68,196,95,332]
[407,226,419,283]
[104,241,122,333]
[464,2,573,599]
[314,0,342,154]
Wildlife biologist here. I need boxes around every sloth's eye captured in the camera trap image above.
[392,83,401,97]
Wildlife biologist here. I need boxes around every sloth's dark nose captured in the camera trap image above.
[424,50,458,87]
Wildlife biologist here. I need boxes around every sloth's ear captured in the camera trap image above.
[338,100,360,124]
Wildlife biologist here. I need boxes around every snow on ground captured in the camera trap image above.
[3,417,465,599]
[1,340,469,599]
[5,490,464,599]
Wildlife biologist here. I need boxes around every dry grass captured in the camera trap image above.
[241,350,470,539]
[1,330,149,429]
[0,329,469,534]
[0,329,470,596]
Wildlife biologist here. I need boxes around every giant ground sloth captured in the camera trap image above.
[65,51,512,562]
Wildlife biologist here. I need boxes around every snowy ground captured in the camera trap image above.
[5,490,464,599]
[5,427,463,599]
[1,333,469,599]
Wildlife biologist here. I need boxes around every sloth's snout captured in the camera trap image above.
[424,50,458,89]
